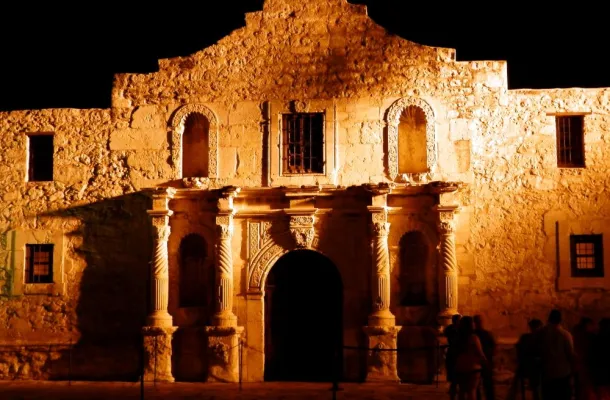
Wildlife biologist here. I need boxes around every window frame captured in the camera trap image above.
[280,112,326,176]
[555,114,586,168]
[26,133,54,182]
[25,244,54,284]
[570,234,604,278]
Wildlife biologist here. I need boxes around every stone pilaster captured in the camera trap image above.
[143,187,176,382]
[207,187,243,383]
[436,206,459,329]
[363,183,400,383]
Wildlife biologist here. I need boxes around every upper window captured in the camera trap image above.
[556,115,585,168]
[25,244,54,283]
[281,112,324,175]
[27,134,54,181]
[570,234,604,278]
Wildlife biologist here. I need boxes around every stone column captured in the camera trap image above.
[212,213,237,327]
[206,186,244,383]
[142,187,177,382]
[436,207,459,329]
[363,185,401,383]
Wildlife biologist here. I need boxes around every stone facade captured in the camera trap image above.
[1,0,609,383]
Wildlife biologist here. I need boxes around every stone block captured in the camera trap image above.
[219,147,237,179]
[130,106,165,129]
[110,128,167,150]
[142,326,178,383]
[229,101,262,125]
[363,325,401,383]
[205,326,244,383]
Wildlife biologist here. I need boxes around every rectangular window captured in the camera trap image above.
[556,115,585,168]
[28,134,54,181]
[570,234,604,278]
[281,113,324,174]
[25,244,54,283]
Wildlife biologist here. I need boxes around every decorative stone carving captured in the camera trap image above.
[182,177,210,189]
[289,215,315,249]
[248,231,326,290]
[386,97,437,181]
[247,221,261,259]
[169,103,219,179]
[289,100,308,113]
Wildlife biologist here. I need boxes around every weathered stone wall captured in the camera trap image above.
[459,88,610,337]
[0,109,152,379]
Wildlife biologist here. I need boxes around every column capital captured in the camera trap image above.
[434,205,458,235]
[217,186,241,211]
[147,187,177,211]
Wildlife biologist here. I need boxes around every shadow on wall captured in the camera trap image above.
[41,192,152,381]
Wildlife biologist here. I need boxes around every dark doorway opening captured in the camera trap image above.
[264,250,343,382]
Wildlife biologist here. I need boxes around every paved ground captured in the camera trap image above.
[0,381,517,400]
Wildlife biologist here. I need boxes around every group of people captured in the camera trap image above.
[514,311,610,400]
[442,309,610,400]
[443,314,496,400]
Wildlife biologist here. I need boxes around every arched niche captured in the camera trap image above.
[399,231,429,306]
[169,104,219,179]
[178,233,213,308]
[386,98,436,181]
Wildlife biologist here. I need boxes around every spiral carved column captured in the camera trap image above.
[212,215,237,327]
[368,217,395,326]
[206,186,243,383]
[143,187,176,383]
[148,221,173,327]
[364,209,400,383]
[437,209,459,329]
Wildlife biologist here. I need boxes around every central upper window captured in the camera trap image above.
[281,112,324,175]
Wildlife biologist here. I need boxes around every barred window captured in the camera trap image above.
[570,234,604,278]
[281,113,324,174]
[556,115,585,168]
[25,244,54,283]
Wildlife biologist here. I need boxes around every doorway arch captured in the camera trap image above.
[264,249,343,382]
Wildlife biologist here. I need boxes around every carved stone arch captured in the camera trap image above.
[247,231,337,291]
[169,103,219,179]
[386,98,437,181]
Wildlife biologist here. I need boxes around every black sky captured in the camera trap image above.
[0,1,606,111]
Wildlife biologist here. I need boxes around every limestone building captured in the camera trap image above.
[1,0,609,384]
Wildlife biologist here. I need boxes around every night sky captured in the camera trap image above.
[0,1,605,111]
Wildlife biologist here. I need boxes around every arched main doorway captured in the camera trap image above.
[264,250,343,382]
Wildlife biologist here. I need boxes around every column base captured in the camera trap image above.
[363,325,402,383]
[211,312,238,327]
[147,310,173,328]
[142,326,178,383]
[205,325,244,383]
